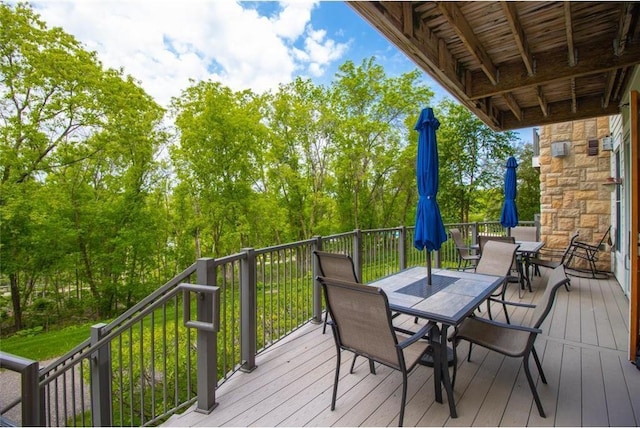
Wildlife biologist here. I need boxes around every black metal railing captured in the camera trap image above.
[1,221,536,426]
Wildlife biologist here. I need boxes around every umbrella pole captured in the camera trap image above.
[426,251,432,285]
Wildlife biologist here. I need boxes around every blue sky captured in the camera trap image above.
[28,0,531,143]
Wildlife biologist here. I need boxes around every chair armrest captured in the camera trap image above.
[469,317,542,334]
[395,322,437,349]
[571,240,600,252]
[487,297,536,309]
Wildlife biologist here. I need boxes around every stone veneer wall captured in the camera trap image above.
[538,117,612,272]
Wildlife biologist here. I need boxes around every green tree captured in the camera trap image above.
[263,77,337,240]
[170,81,269,257]
[435,99,518,223]
[329,57,434,230]
[1,3,166,326]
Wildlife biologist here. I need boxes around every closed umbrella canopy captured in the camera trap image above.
[414,108,447,283]
[500,156,519,228]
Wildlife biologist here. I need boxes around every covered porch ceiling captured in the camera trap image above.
[348,1,640,131]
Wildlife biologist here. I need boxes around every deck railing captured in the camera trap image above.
[1,221,536,426]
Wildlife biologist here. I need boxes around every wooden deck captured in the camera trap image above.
[165,270,639,427]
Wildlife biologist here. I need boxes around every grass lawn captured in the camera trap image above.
[0,322,98,362]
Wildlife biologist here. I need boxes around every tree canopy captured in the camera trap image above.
[0,3,539,332]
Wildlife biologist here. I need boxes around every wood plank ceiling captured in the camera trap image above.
[348,1,640,131]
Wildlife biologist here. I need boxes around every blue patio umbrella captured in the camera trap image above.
[413,108,447,285]
[500,156,519,230]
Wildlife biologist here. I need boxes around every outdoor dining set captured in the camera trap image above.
[309,107,615,426]
[312,222,613,426]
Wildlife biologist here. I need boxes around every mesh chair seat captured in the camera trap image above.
[455,265,570,418]
[317,276,436,426]
[449,228,480,270]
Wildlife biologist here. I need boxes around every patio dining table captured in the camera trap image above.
[369,266,504,418]
[515,240,545,292]
[471,239,545,292]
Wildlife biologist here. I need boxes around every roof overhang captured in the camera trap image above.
[348,1,640,131]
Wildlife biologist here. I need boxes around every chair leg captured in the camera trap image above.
[451,340,458,390]
[531,346,547,384]
[501,285,511,324]
[350,354,358,373]
[399,371,408,426]
[467,342,473,362]
[323,311,329,334]
[523,353,546,417]
[368,358,376,375]
[331,346,341,411]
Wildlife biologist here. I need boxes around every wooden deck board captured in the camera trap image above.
[164,273,638,427]
[581,347,608,426]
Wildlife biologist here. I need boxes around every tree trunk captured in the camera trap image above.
[9,273,22,331]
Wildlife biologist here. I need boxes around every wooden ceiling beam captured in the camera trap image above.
[469,41,640,99]
[437,1,499,85]
[615,3,636,55]
[502,1,535,76]
[500,95,620,130]
[502,92,522,121]
[564,2,576,66]
[604,70,618,108]
[536,86,549,117]
[347,1,502,129]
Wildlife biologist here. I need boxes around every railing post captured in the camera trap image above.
[471,222,479,245]
[90,323,112,427]
[399,226,407,270]
[240,248,257,372]
[195,257,218,414]
[0,352,44,426]
[312,236,323,324]
[534,214,541,241]
[353,229,363,282]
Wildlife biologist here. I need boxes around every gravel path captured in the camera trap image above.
[0,358,90,426]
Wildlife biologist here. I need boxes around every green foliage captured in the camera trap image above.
[435,99,519,223]
[1,3,532,339]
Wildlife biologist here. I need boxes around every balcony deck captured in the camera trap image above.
[165,270,639,427]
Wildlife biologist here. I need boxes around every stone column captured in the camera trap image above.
[538,117,612,271]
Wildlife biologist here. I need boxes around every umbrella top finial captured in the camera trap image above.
[414,107,439,131]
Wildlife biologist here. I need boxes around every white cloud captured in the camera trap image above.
[30,0,349,107]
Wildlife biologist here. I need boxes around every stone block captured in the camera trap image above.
[574,153,598,167]
[573,122,586,140]
[552,121,573,134]
[561,208,581,218]
[586,200,610,214]
[551,158,565,173]
[558,177,578,188]
[587,170,612,182]
[558,217,576,231]
[584,120,597,139]
[547,186,564,195]
[574,190,598,200]
[562,197,577,209]
[580,214,599,228]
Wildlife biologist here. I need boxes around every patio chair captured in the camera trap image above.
[474,240,520,324]
[453,265,570,417]
[527,232,578,290]
[313,250,359,334]
[510,226,538,242]
[565,226,611,279]
[317,275,437,427]
[478,235,523,297]
[450,228,480,270]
